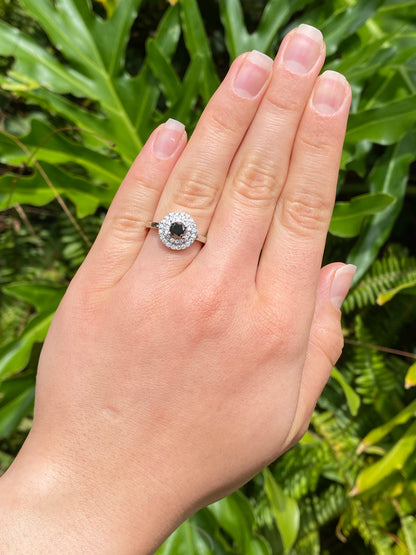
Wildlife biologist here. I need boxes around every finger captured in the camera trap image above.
[285,263,355,444]
[257,71,351,336]
[138,50,273,270]
[203,25,325,275]
[79,120,186,288]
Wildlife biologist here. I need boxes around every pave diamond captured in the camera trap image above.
[158,212,198,250]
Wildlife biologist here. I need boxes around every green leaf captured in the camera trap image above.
[94,0,143,78]
[347,132,415,282]
[376,278,416,304]
[351,420,416,495]
[263,467,300,552]
[0,119,128,188]
[320,0,383,56]
[0,163,113,216]
[0,384,35,439]
[219,0,249,58]
[209,491,255,551]
[357,398,416,453]
[0,312,53,380]
[0,5,143,162]
[401,513,416,555]
[219,0,307,57]
[161,55,204,127]
[2,283,65,313]
[146,38,182,107]
[180,0,219,102]
[346,96,416,145]
[331,367,361,416]
[329,193,396,238]
[156,518,213,555]
[405,362,416,389]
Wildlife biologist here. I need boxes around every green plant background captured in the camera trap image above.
[1,0,415,553]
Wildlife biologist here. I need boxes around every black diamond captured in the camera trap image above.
[170,222,186,237]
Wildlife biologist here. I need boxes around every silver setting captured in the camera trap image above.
[157,211,198,250]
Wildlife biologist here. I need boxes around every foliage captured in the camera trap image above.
[1,0,415,553]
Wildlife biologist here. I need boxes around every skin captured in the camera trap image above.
[0,26,352,554]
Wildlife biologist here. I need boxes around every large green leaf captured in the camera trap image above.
[0,118,128,188]
[209,491,255,553]
[180,0,219,102]
[347,132,415,281]
[219,0,307,58]
[2,283,65,313]
[0,312,53,380]
[351,420,416,495]
[346,96,416,145]
[331,367,361,416]
[329,192,396,238]
[0,0,191,165]
[0,383,35,439]
[0,162,113,216]
[321,0,383,55]
[357,398,416,453]
[263,468,300,553]
[156,518,213,555]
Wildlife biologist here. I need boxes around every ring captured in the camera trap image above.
[146,211,206,250]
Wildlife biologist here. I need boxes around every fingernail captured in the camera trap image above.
[233,50,273,99]
[153,118,185,159]
[283,24,323,74]
[331,264,356,310]
[312,71,348,115]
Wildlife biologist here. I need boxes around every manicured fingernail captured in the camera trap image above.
[312,71,348,115]
[331,264,356,310]
[233,50,273,99]
[283,24,323,74]
[153,118,185,159]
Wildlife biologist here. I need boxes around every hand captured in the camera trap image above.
[0,24,353,554]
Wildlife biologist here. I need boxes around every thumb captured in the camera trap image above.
[286,263,356,445]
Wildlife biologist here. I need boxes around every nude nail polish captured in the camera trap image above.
[312,71,348,116]
[283,24,323,74]
[331,264,356,310]
[154,119,185,159]
[233,50,273,99]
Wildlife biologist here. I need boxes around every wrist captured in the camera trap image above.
[0,433,187,554]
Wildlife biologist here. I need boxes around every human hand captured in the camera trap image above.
[1,24,353,554]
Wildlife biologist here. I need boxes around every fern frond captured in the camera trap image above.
[344,246,416,313]
[350,316,399,407]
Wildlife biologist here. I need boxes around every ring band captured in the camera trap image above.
[146,211,206,250]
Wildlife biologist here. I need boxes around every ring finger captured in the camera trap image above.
[138,49,274,272]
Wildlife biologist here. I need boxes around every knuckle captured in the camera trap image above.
[279,190,332,235]
[265,90,300,114]
[298,128,334,153]
[172,175,218,212]
[179,283,232,342]
[107,212,146,242]
[208,108,238,138]
[232,158,277,208]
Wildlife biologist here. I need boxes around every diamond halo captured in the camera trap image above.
[158,211,198,250]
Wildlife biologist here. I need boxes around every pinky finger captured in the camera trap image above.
[285,263,355,445]
[80,119,187,288]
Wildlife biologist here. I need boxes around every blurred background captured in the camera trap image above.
[0,0,415,553]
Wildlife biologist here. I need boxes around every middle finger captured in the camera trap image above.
[204,24,325,274]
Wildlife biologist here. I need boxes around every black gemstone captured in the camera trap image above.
[170,222,186,237]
